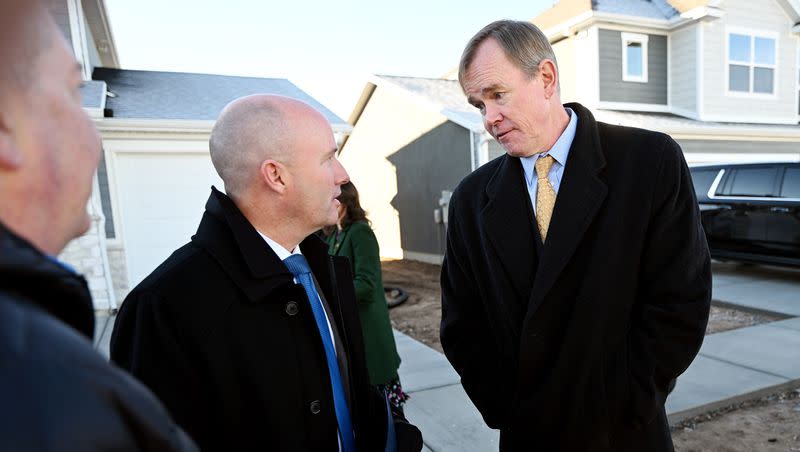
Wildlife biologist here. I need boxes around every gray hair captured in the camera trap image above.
[458,20,558,88]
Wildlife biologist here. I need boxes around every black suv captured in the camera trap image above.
[690,162,800,267]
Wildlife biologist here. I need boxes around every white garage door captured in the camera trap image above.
[114,152,224,288]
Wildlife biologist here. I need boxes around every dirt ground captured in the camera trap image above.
[381,258,799,451]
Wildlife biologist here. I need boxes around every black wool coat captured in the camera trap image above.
[440,103,711,451]
[111,187,395,452]
[0,221,196,452]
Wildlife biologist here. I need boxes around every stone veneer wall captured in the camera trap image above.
[106,245,129,305]
[58,177,117,311]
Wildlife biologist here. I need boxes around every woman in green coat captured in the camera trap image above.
[327,182,408,411]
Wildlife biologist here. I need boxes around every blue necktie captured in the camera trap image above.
[284,254,356,452]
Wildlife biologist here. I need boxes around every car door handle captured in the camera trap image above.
[770,206,790,213]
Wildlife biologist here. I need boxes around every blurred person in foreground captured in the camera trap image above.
[0,1,197,450]
[111,94,422,452]
[326,181,408,412]
[440,20,711,451]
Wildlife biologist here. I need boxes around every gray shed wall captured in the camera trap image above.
[387,122,471,256]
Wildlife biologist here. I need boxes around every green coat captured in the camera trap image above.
[327,221,401,385]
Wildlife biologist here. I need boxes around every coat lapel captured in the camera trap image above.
[481,155,537,307]
[525,104,608,321]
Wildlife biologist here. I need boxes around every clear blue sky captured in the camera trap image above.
[105,0,553,118]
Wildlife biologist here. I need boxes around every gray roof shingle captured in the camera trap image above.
[92,68,347,127]
[80,80,107,109]
[594,0,679,20]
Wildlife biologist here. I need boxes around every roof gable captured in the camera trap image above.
[375,75,483,132]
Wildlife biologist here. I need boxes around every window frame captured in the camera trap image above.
[725,27,778,98]
[621,32,649,83]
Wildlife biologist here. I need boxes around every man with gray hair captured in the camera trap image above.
[0,1,197,450]
[111,94,422,451]
[440,20,711,451]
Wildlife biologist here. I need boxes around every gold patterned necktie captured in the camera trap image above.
[535,155,557,242]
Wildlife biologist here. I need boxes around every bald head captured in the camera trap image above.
[209,94,329,197]
[0,0,55,102]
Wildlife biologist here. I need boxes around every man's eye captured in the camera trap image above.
[494,92,504,100]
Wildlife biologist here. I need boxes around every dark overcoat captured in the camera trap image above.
[111,187,394,451]
[440,103,711,451]
[0,221,196,452]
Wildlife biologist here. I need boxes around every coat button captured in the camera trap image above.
[285,301,299,316]
[310,400,321,414]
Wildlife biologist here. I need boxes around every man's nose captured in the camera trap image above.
[483,105,502,128]
[334,158,349,185]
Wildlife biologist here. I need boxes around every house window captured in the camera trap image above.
[621,32,648,83]
[727,32,776,95]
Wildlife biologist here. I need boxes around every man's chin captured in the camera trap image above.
[74,213,92,238]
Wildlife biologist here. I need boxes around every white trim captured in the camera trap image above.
[588,23,669,36]
[96,117,351,135]
[796,34,800,118]
[680,6,725,21]
[671,106,701,120]
[697,23,705,118]
[84,107,105,119]
[402,250,443,265]
[97,118,216,135]
[542,10,723,42]
[667,33,672,108]
[696,113,799,124]
[706,169,726,197]
[469,132,477,172]
[589,26,601,108]
[724,27,779,98]
[597,101,669,112]
[621,32,649,82]
[66,0,91,80]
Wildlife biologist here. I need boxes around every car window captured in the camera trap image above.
[689,169,720,199]
[729,167,776,196]
[780,168,800,198]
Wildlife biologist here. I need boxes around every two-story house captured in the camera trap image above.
[340,0,800,263]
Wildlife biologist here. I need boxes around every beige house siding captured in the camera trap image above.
[533,0,593,32]
[670,24,698,114]
[339,86,449,259]
[667,0,709,13]
[701,0,796,122]
[553,37,578,103]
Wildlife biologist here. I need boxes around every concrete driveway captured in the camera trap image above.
[711,261,800,317]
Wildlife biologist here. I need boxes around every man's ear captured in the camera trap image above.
[259,159,286,193]
[539,59,559,99]
[0,114,22,170]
